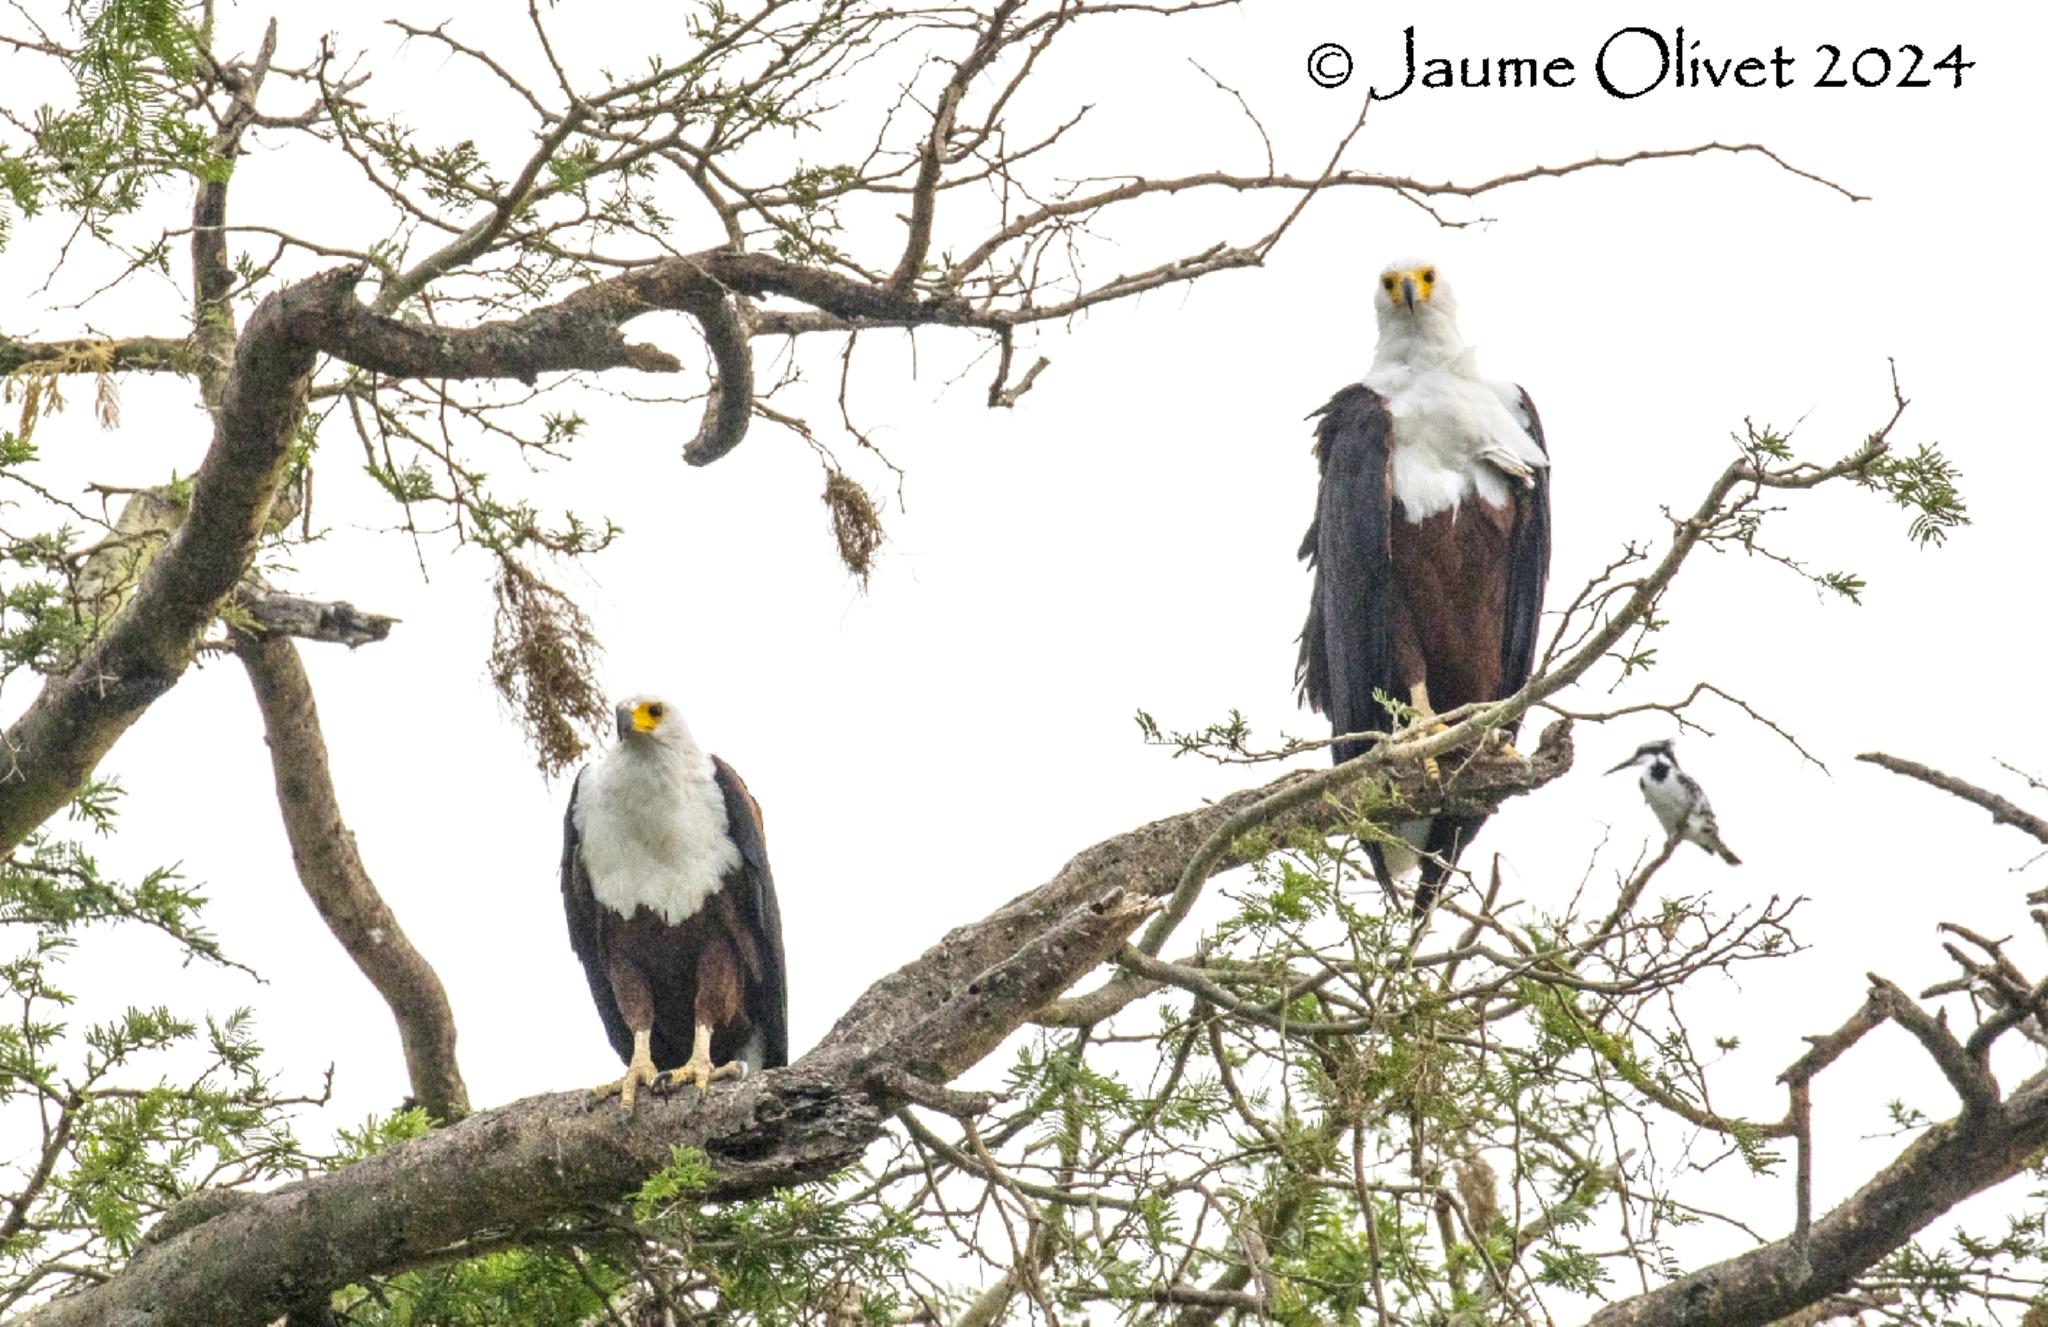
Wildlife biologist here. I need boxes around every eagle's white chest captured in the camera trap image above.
[1364,360,1546,522]
[573,752,739,926]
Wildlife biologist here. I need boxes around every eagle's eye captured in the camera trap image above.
[1381,275,1396,291]
[1422,269,1436,284]
[648,703,665,720]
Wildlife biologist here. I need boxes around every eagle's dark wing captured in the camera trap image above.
[561,770,634,1064]
[713,757,789,1070]
[1296,383,1397,768]
[1499,386,1552,704]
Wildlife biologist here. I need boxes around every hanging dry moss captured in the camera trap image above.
[821,469,883,588]
[488,557,608,777]
[4,342,119,441]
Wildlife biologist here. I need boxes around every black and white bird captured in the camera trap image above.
[1606,740,1741,865]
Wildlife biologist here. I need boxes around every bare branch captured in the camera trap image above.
[233,632,469,1124]
[1868,975,1998,1114]
[233,587,397,649]
[1587,1061,2048,1327]
[1858,752,2048,846]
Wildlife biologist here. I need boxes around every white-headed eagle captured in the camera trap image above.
[1297,259,1551,914]
[561,696,788,1110]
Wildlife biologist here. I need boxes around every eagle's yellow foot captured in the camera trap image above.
[1409,683,1445,784]
[661,1021,745,1097]
[597,1030,661,1112]
[1485,733,1529,764]
[663,1056,745,1096]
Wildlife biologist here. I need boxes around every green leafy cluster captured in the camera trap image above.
[633,1154,927,1325]
[14,0,228,242]
[1,787,315,1315]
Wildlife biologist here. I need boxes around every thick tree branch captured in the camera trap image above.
[0,268,339,851]
[25,720,1573,1327]
[1858,752,2048,846]
[0,335,196,376]
[1586,1061,2048,1327]
[232,631,469,1124]
[679,291,754,466]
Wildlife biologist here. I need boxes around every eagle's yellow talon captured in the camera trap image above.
[1487,734,1529,764]
[664,1057,744,1096]
[659,1021,747,1098]
[597,1035,662,1112]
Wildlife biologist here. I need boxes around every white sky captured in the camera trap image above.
[5,0,2046,1300]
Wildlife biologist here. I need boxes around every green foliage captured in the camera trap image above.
[1724,419,1968,610]
[0,151,39,246]
[631,1144,717,1221]
[2,783,228,964]
[0,580,95,676]
[1859,441,1971,546]
[331,1108,436,1164]
[623,1154,926,1325]
[25,0,228,233]
[335,1244,636,1327]
[0,780,320,1314]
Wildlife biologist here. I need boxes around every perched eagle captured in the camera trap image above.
[560,696,788,1110]
[1296,259,1551,914]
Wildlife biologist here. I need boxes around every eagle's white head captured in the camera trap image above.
[614,694,705,758]
[1373,256,1462,336]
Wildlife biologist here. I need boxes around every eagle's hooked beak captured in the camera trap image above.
[616,704,634,739]
[1401,274,1418,312]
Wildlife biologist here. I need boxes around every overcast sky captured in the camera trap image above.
[5,0,2043,1290]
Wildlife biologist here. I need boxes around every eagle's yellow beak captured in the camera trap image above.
[1382,266,1437,312]
[617,702,663,737]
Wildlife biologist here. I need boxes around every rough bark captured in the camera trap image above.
[234,631,469,1123]
[1586,1062,2048,1327]
[0,334,196,376]
[0,270,332,850]
[23,725,1574,1327]
[235,587,397,648]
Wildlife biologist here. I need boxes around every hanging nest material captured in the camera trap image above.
[821,469,883,588]
[488,557,608,777]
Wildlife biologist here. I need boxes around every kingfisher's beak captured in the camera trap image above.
[615,705,634,739]
[1604,757,1634,775]
[1401,274,1417,311]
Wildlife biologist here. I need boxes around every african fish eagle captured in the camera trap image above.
[561,696,788,1110]
[1296,259,1552,914]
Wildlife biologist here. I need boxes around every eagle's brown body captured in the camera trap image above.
[1387,497,1521,717]
[590,876,767,1072]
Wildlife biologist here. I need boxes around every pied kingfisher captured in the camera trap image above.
[1606,739,1741,865]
